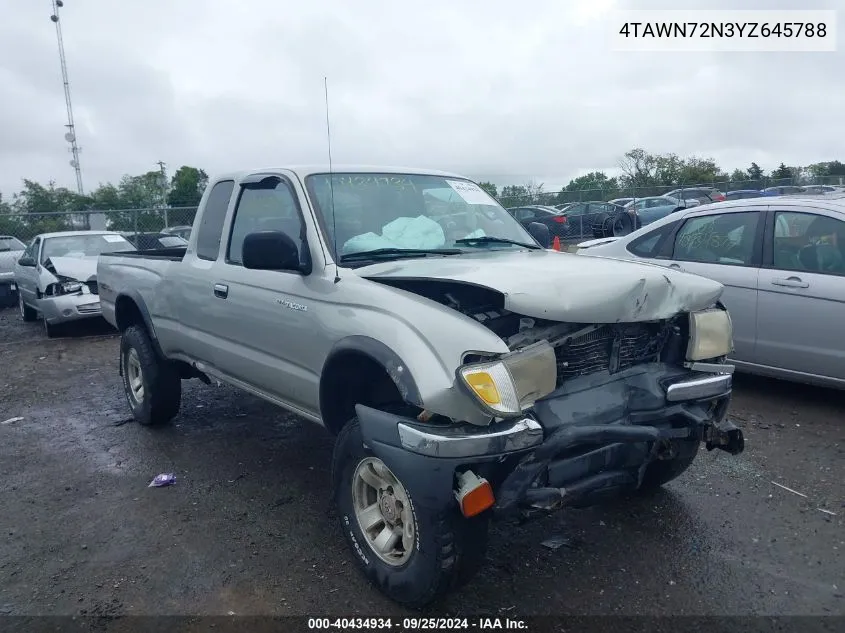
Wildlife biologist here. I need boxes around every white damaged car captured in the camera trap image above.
[14,231,136,337]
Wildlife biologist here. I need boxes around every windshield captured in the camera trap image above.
[304,173,538,262]
[41,234,136,263]
[0,237,25,252]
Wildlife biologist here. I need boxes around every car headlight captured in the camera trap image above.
[686,308,733,361]
[47,281,83,296]
[458,341,557,416]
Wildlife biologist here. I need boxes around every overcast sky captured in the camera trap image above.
[0,0,841,196]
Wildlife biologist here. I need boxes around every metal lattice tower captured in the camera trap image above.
[50,0,84,195]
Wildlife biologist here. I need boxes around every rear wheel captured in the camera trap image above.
[332,419,488,607]
[611,213,634,237]
[19,294,37,322]
[120,324,181,426]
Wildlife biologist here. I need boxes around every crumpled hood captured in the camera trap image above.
[44,256,98,281]
[359,249,724,322]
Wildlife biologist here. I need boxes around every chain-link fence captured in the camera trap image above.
[1,173,843,245]
[496,175,845,208]
[0,207,200,243]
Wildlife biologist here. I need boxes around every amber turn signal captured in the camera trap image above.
[454,470,495,518]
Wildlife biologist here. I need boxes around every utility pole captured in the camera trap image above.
[156,161,169,228]
[50,1,84,197]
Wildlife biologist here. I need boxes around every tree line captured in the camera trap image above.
[2,150,844,237]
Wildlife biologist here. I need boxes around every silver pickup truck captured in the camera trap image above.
[97,165,743,606]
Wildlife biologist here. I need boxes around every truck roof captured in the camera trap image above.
[214,164,467,181]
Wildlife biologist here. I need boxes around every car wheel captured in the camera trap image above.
[120,324,181,426]
[19,294,37,322]
[611,213,634,237]
[43,318,61,338]
[639,438,700,491]
[332,419,489,607]
[591,213,610,237]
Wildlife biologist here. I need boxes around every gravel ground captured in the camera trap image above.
[0,306,843,621]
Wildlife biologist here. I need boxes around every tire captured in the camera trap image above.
[639,438,700,491]
[19,294,37,322]
[591,213,610,238]
[43,318,61,338]
[611,213,634,237]
[120,324,181,426]
[332,419,489,608]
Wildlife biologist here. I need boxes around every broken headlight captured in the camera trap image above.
[46,281,83,296]
[458,341,557,416]
[686,308,733,361]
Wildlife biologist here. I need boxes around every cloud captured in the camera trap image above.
[0,0,841,197]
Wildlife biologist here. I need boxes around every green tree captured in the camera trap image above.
[730,168,749,183]
[499,185,531,207]
[747,162,764,180]
[771,163,793,180]
[168,165,208,207]
[557,171,619,203]
[477,181,498,198]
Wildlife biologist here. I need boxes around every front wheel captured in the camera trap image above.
[120,324,181,426]
[332,419,489,607]
[19,294,37,322]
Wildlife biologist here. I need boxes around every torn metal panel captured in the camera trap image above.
[359,249,723,323]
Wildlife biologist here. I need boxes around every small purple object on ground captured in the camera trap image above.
[148,473,176,488]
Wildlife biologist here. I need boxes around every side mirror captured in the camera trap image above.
[17,256,35,267]
[242,230,306,272]
[528,222,551,249]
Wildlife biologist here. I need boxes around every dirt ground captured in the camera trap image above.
[0,306,843,621]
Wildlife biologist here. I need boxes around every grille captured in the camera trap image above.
[86,281,98,295]
[554,323,666,383]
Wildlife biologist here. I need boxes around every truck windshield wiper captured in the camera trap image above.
[340,247,464,262]
[453,236,540,249]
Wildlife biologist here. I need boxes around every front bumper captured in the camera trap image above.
[355,363,739,514]
[39,293,102,325]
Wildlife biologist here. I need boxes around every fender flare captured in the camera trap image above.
[321,335,423,408]
[114,290,165,358]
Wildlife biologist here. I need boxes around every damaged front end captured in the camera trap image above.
[39,258,101,324]
[355,277,741,520]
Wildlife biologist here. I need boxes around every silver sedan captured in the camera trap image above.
[14,231,136,337]
[575,193,845,389]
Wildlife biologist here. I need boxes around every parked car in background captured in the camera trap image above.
[0,235,26,307]
[552,200,628,238]
[161,225,192,240]
[802,185,839,195]
[124,232,190,250]
[97,165,741,606]
[506,206,574,240]
[608,197,636,207]
[664,187,725,205]
[553,202,575,211]
[761,186,806,196]
[575,193,845,389]
[14,231,136,337]
[725,190,764,201]
[624,196,688,228]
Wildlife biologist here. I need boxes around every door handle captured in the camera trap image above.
[213,283,229,299]
[668,263,683,270]
[771,277,808,288]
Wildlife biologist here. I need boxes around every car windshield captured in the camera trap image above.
[304,173,538,262]
[158,236,188,247]
[0,236,25,252]
[41,234,136,263]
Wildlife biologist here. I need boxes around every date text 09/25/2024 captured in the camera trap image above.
[307,617,528,630]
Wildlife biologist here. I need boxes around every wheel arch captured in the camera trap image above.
[113,291,164,358]
[319,336,423,436]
